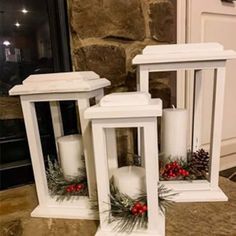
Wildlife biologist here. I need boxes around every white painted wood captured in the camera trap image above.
[185,0,236,169]
[95,217,165,236]
[100,92,150,107]
[77,98,96,199]
[192,70,203,151]
[31,205,98,220]
[209,68,226,188]
[20,100,49,205]
[143,119,159,232]
[177,70,186,108]
[85,98,162,119]
[18,89,103,102]
[23,71,100,84]
[167,187,228,203]
[133,50,236,65]
[10,71,110,220]
[220,138,236,156]
[143,60,226,72]
[220,153,236,171]
[95,89,119,175]
[176,0,187,108]
[105,128,118,176]
[161,179,228,202]
[177,0,187,45]
[161,180,210,191]
[49,101,64,158]
[91,122,111,231]
[9,78,110,95]
[143,43,224,54]
[133,43,236,201]
[86,97,164,235]
[32,196,98,219]
[138,66,149,93]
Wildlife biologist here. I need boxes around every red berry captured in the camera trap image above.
[138,209,144,214]
[185,171,189,176]
[66,185,75,192]
[142,205,148,212]
[76,184,82,191]
[134,202,142,209]
[172,174,176,177]
[165,164,171,169]
[71,185,76,191]
[131,207,138,215]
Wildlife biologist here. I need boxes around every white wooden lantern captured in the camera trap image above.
[85,92,165,236]
[9,71,110,219]
[132,43,236,202]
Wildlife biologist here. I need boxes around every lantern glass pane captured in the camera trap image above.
[35,102,57,162]
[149,71,176,108]
[104,128,148,222]
[34,101,89,198]
[159,69,216,184]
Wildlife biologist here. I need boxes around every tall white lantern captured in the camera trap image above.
[133,43,236,202]
[85,92,165,236]
[9,71,110,219]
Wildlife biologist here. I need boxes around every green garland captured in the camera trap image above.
[159,149,209,181]
[92,178,176,233]
[46,157,88,201]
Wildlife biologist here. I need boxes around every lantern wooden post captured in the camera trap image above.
[132,43,236,202]
[9,71,110,219]
[85,93,165,236]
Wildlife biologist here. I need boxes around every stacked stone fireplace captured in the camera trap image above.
[68,0,177,164]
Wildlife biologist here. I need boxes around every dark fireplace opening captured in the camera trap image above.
[0,0,73,190]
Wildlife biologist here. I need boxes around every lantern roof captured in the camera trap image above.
[132,43,236,65]
[84,92,162,119]
[9,71,111,96]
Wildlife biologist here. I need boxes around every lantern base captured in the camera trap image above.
[95,227,165,236]
[31,196,98,220]
[31,205,98,220]
[169,187,228,203]
[95,212,165,236]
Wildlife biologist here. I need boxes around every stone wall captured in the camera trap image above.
[68,0,177,164]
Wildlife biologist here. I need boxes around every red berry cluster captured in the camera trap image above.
[162,161,189,179]
[131,202,147,216]
[66,183,84,193]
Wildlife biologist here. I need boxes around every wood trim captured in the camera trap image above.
[177,0,187,108]
[220,153,236,171]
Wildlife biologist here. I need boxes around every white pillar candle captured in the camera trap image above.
[57,134,84,181]
[162,108,188,161]
[113,166,146,198]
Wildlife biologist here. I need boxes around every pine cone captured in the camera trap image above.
[190,149,210,173]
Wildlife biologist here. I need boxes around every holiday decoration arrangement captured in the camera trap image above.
[92,178,175,233]
[46,157,88,201]
[9,43,236,236]
[160,149,210,181]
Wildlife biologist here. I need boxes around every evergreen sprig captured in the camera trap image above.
[46,157,88,201]
[92,178,176,233]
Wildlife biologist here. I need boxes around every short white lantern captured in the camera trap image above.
[132,43,236,202]
[9,71,110,219]
[85,92,165,236]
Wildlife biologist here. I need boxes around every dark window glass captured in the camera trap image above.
[0,0,71,189]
